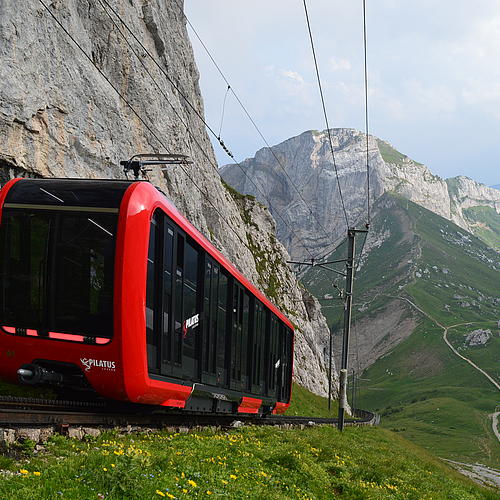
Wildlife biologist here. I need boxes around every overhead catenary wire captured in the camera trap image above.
[96,0,319,262]
[362,0,371,226]
[173,0,339,258]
[302,0,349,230]
[217,85,231,140]
[36,0,253,255]
[38,0,319,264]
[95,0,219,174]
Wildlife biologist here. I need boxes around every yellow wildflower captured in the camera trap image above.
[33,471,41,476]
[221,480,228,485]
[182,489,188,494]
[166,493,175,499]
[19,469,29,475]
[156,491,166,497]
[103,468,108,472]
[187,479,197,487]
[111,464,115,468]
[206,491,213,495]
[229,474,237,480]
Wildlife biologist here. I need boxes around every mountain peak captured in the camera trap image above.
[221,129,500,258]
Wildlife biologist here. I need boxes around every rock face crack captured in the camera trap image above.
[142,2,166,60]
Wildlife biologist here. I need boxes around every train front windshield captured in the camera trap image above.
[0,208,117,339]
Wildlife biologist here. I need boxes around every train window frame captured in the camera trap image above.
[0,207,117,341]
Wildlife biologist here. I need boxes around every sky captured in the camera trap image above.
[185,0,500,187]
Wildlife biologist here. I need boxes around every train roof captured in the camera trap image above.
[128,182,295,331]
[4,178,134,208]
[1,178,294,331]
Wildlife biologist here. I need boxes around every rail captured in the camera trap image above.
[0,396,379,441]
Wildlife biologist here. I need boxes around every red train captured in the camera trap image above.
[0,178,293,414]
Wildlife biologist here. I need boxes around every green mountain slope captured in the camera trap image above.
[302,193,500,466]
[463,205,500,251]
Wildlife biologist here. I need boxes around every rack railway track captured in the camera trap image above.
[0,396,378,430]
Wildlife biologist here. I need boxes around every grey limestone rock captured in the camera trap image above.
[221,129,500,260]
[0,1,333,395]
[464,329,491,347]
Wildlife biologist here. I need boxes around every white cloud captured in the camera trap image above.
[330,57,352,71]
[281,70,305,84]
[405,80,457,114]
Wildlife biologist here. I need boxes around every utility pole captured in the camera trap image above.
[328,325,333,412]
[287,225,367,424]
[338,227,367,431]
[351,370,355,411]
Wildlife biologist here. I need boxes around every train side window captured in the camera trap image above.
[161,225,174,368]
[202,258,222,384]
[280,326,293,402]
[53,213,116,337]
[182,239,199,379]
[230,285,240,383]
[267,314,279,395]
[0,211,50,328]
[241,291,250,388]
[173,234,184,365]
[251,300,265,393]
[216,270,228,386]
[146,215,158,371]
[202,259,212,374]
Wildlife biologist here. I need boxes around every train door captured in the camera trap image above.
[180,237,199,380]
[275,324,285,401]
[230,283,251,392]
[201,258,216,386]
[265,314,280,398]
[278,326,293,402]
[201,258,229,388]
[230,283,242,391]
[216,270,228,387]
[160,222,174,376]
[250,301,266,395]
[146,212,161,374]
[146,210,201,382]
[146,211,175,377]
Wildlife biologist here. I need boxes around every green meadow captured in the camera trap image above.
[0,424,496,499]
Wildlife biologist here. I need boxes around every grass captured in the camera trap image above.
[303,193,500,467]
[0,378,56,399]
[357,321,500,467]
[286,383,338,418]
[376,139,423,166]
[462,206,500,251]
[446,323,500,382]
[376,139,409,165]
[0,426,497,499]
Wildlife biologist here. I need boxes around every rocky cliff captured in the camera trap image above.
[0,0,333,395]
[221,128,500,260]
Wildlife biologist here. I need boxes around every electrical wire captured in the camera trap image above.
[217,85,231,140]
[302,0,349,230]
[362,0,371,226]
[95,0,218,174]
[97,0,229,155]
[38,0,320,266]
[173,0,339,256]
[96,0,319,261]
[37,0,253,255]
